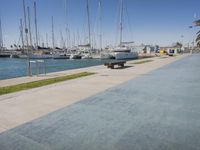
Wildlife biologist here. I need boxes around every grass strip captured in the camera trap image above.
[0,72,95,96]
[132,60,153,64]
[160,57,168,59]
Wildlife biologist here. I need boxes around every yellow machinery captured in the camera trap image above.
[159,49,166,54]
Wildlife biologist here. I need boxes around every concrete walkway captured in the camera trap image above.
[0,56,183,87]
[0,55,186,133]
[0,54,200,150]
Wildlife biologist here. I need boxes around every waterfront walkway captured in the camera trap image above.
[1,54,200,150]
[0,55,185,133]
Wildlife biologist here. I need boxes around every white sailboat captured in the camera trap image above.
[0,18,11,58]
[79,0,93,59]
[110,46,138,60]
[106,0,138,60]
[70,52,82,59]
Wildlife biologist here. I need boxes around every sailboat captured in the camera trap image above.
[0,17,4,51]
[52,19,70,59]
[0,18,10,58]
[79,0,93,59]
[105,0,138,60]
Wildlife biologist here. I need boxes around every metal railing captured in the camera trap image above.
[28,60,46,76]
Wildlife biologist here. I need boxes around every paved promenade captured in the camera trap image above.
[0,55,186,133]
[1,54,200,150]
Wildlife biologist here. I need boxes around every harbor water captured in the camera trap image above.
[0,58,112,80]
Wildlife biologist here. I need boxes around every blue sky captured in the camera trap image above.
[0,0,200,48]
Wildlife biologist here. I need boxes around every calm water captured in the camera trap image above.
[0,58,112,80]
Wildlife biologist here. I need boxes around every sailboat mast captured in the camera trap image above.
[22,0,29,48]
[20,18,25,51]
[86,0,91,47]
[27,6,33,47]
[60,31,65,48]
[119,0,123,46]
[65,0,70,48]
[51,16,55,49]
[34,1,38,49]
[0,17,3,49]
[99,0,102,50]
[77,30,80,45]
[46,33,49,48]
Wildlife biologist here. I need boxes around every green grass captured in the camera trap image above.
[160,57,168,59]
[0,72,95,96]
[132,60,153,64]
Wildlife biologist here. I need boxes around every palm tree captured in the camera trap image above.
[194,19,200,48]
[194,19,200,26]
[196,35,200,47]
[196,31,200,48]
[175,42,182,48]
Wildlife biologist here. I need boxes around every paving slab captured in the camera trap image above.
[0,54,199,150]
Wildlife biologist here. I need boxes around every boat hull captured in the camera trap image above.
[82,54,93,59]
[111,52,138,60]
[53,55,70,59]
[0,54,11,58]
[29,54,53,59]
[100,53,115,59]
[70,54,82,59]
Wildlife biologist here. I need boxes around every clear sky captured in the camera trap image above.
[0,0,200,48]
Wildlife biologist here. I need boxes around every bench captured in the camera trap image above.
[104,61,126,69]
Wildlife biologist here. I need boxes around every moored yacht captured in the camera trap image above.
[81,53,92,59]
[110,46,138,60]
[100,0,138,60]
[53,53,70,59]
[70,53,82,59]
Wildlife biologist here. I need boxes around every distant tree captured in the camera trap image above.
[175,42,183,48]
[194,19,200,26]
[197,41,200,47]
[196,35,200,48]
[193,19,200,47]
[196,35,200,41]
